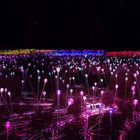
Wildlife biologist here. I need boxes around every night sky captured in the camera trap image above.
[0,0,140,50]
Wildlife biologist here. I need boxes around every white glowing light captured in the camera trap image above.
[56,67,60,73]
[115,84,119,89]
[92,86,95,90]
[66,84,70,88]
[94,82,97,86]
[83,96,87,101]
[7,92,11,96]
[44,78,48,83]
[0,88,4,93]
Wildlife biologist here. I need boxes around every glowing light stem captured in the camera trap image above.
[37,82,46,114]
[109,110,113,140]
[103,71,108,87]
[114,88,118,104]
[125,80,127,98]
[24,75,38,102]
[65,85,69,110]
[37,76,41,103]
[9,95,13,114]
[136,77,140,97]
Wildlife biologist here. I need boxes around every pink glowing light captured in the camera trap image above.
[115,84,119,89]
[125,77,128,81]
[57,90,61,96]
[101,90,104,95]
[134,81,136,85]
[115,74,118,78]
[66,84,70,88]
[44,78,48,83]
[5,122,11,129]
[42,91,46,96]
[133,99,138,106]
[92,86,95,90]
[133,73,137,78]
[131,86,136,91]
[68,98,74,106]
[80,91,84,96]
[83,96,87,101]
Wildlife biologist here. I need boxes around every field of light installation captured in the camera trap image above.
[1,49,140,140]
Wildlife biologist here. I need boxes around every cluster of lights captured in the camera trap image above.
[0,49,35,55]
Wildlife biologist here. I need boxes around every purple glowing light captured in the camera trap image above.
[109,108,113,114]
[5,121,11,129]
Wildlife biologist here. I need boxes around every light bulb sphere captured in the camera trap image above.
[7,92,11,96]
[56,67,60,73]
[92,86,95,90]
[131,85,136,91]
[66,84,70,88]
[115,84,119,89]
[133,99,138,106]
[4,88,7,92]
[100,79,103,82]
[42,91,46,96]
[57,90,61,96]
[5,121,11,129]
[133,73,137,78]
[70,89,73,93]
[80,91,84,96]
[68,98,74,106]
[0,88,4,93]
[44,78,48,83]
[101,90,104,95]
[94,82,97,86]
[83,96,87,101]
[125,77,128,81]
